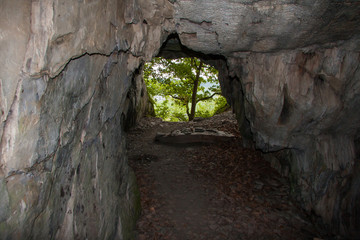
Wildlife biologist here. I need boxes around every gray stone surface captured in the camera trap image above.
[0,1,31,130]
[175,0,360,54]
[0,179,10,222]
[174,1,360,236]
[155,128,235,144]
[0,0,359,238]
[227,42,360,152]
[223,41,360,237]
[0,0,171,239]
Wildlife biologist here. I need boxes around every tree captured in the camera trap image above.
[144,57,222,121]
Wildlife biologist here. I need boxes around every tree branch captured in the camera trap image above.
[196,92,221,103]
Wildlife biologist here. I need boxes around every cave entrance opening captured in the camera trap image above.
[127,35,324,239]
[143,35,229,122]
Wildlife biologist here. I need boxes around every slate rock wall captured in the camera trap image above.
[0,0,174,239]
[225,42,360,237]
[173,1,360,236]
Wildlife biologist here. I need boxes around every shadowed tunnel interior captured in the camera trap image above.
[128,33,360,240]
[0,1,359,239]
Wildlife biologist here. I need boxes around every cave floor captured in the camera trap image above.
[127,111,323,240]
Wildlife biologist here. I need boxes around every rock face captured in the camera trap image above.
[155,127,236,144]
[0,0,359,239]
[226,42,360,237]
[174,1,360,237]
[0,0,173,239]
[175,0,360,54]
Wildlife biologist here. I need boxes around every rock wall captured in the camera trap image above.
[0,0,174,239]
[226,42,360,237]
[174,0,360,237]
[1,0,359,239]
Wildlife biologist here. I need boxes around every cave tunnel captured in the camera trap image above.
[127,34,322,239]
[0,0,359,239]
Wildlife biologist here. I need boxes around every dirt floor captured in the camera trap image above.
[126,111,326,240]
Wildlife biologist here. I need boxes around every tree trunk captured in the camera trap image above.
[185,100,190,120]
[189,60,203,121]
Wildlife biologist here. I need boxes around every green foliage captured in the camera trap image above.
[144,57,228,121]
[155,99,171,120]
[214,95,230,114]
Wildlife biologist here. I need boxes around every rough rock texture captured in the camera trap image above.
[0,0,174,239]
[226,42,360,238]
[155,127,236,144]
[173,1,360,238]
[175,0,360,54]
[1,0,360,239]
